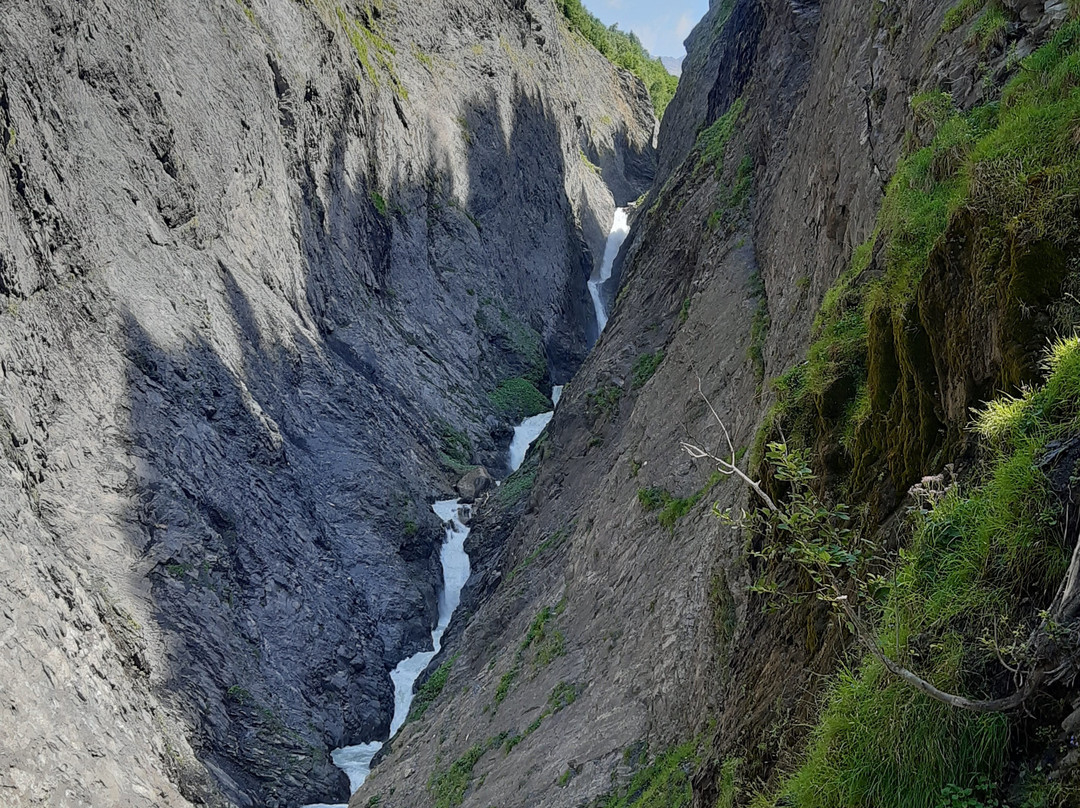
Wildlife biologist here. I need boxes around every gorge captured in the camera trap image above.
[3,1,1080,808]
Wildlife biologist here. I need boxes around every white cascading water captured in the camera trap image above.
[303,501,472,808]
[507,385,563,472]
[587,207,631,335]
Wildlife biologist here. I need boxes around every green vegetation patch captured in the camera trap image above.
[370,190,388,216]
[428,734,507,808]
[637,472,722,529]
[475,302,548,386]
[761,20,1080,488]
[587,382,623,423]
[489,377,552,421]
[493,604,568,706]
[503,681,584,755]
[554,0,678,118]
[590,739,699,808]
[764,337,1080,808]
[631,351,664,389]
[335,4,408,99]
[942,0,988,34]
[406,654,458,723]
[437,421,475,474]
[696,98,745,175]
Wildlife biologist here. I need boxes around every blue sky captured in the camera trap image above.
[582,0,710,58]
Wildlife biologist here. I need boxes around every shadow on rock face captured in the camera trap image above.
[117,74,651,808]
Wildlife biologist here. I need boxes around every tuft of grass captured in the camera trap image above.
[336,6,406,97]
[497,464,537,507]
[503,682,583,756]
[587,383,623,422]
[370,190,388,216]
[438,422,473,468]
[942,0,987,35]
[678,297,692,324]
[637,473,722,529]
[971,4,1009,52]
[716,758,741,808]
[406,654,458,723]
[631,351,664,389]
[494,669,517,704]
[637,487,668,512]
[593,740,699,808]
[579,149,603,177]
[428,737,502,808]
[492,604,567,706]
[696,98,745,175]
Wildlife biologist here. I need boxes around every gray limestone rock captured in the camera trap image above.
[0,0,654,805]
[455,467,494,502]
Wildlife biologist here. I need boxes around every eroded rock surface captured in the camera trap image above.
[0,1,653,805]
[351,1,1074,807]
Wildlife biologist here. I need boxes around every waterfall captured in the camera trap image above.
[305,208,629,807]
[507,385,563,473]
[302,501,472,807]
[587,208,630,335]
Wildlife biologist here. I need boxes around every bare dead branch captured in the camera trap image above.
[681,441,778,513]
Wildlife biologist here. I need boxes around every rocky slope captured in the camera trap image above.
[352,0,1080,807]
[0,1,655,805]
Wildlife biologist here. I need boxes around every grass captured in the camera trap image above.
[587,383,623,422]
[475,302,547,385]
[764,337,1080,808]
[592,740,699,808]
[679,297,691,323]
[579,149,603,177]
[489,377,551,421]
[370,190,388,216]
[493,605,567,706]
[749,25,1080,805]
[428,740,491,808]
[497,463,537,507]
[942,0,987,35]
[438,422,474,473]
[631,351,664,389]
[503,681,582,755]
[972,4,1009,52]
[335,5,406,98]
[707,152,755,234]
[696,98,745,175]
[637,472,723,529]
[406,654,458,723]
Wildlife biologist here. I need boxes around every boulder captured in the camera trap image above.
[456,467,494,502]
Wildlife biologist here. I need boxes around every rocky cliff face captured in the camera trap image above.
[0,1,654,805]
[351,1,1079,807]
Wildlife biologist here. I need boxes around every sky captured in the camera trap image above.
[582,0,710,58]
